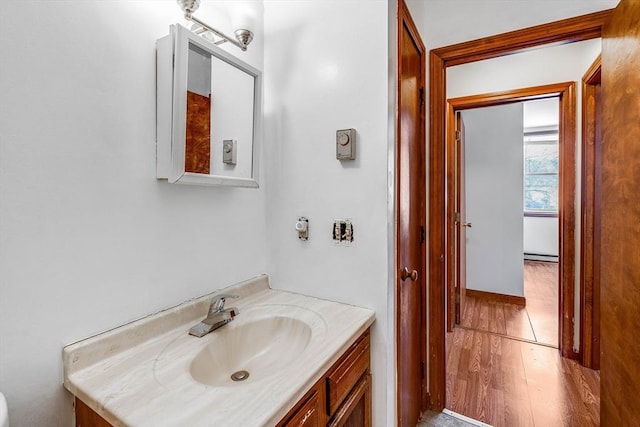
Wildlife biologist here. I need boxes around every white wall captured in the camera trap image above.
[447,38,600,350]
[524,217,559,256]
[463,104,525,297]
[262,1,391,425]
[0,2,266,426]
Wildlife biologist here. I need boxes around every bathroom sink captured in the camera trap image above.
[189,315,313,387]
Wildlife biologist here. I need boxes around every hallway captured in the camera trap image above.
[447,328,600,427]
[445,327,599,426]
[460,261,559,347]
[446,260,599,427]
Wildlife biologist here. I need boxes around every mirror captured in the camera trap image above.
[156,24,262,187]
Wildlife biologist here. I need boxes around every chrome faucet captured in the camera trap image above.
[189,294,240,337]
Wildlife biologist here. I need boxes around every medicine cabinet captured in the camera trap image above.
[156,24,262,187]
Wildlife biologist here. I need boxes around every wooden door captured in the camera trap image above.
[600,0,640,424]
[397,1,426,425]
[454,113,467,324]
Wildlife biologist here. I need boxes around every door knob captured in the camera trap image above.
[463,222,472,228]
[401,267,418,281]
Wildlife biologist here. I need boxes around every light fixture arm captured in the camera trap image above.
[184,13,253,51]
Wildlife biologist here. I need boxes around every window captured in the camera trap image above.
[524,130,558,215]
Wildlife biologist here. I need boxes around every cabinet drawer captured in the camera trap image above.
[282,390,321,427]
[326,330,370,415]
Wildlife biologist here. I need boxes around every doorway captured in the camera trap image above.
[443,83,601,427]
[427,10,613,412]
[446,83,576,355]
[451,97,562,349]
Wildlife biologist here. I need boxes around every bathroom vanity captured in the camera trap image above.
[277,329,371,426]
[63,275,374,426]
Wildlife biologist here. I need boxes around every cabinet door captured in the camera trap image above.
[282,391,321,427]
[327,374,371,427]
[75,398,112,427]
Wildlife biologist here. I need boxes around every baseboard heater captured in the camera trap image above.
[524,253,559,262]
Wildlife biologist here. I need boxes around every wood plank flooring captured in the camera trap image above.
[523,261,558,346]
[445,328,600,427]
[461,261,558,347]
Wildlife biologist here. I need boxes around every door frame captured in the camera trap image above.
[452,112,466,327]
[445,82,576,344]
[427,10,613,411]
[580,55,602,370]
[396,0,428,422]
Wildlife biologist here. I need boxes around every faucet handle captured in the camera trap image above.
[209,294,239,314]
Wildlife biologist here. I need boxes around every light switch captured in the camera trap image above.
[332,219,354,244]
[336,129,356,160]
[223,139,237,165]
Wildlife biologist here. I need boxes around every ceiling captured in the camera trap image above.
[406,0,620,49]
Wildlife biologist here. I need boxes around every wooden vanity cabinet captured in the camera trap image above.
[75,398,111,427]
[279,329,371,427]
[280,389,324,426]
[327,373,371,427]
[75,329,371,427]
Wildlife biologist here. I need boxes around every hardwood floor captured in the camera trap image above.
[460,261,558,347]
[445,328,600,427]
[447,262,600,426]
[523,261,558,346]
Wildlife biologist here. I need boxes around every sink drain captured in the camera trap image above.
[231,370,250,382]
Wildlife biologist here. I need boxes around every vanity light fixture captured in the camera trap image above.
[177,0,254,51]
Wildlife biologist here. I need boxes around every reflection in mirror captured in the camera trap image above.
[186,44,212,174]
[156,24,261,187]
[209,46,255,178]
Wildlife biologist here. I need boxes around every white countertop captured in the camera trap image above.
[63,275,375,427]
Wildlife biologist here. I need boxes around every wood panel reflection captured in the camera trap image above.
[185,91,211,174]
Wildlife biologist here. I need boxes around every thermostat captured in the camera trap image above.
[336,129,356,160]
[223,139,237,165]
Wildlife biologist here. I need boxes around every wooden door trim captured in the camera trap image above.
[428,10,612,411]
[580,54,601,369]
[446,81,576,356]
[397,0,428,422]
[432,10,612,67]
